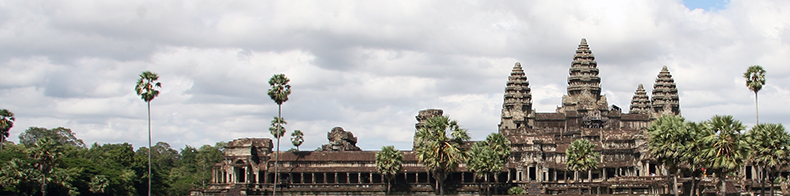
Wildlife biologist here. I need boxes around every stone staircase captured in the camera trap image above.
[526,182,542,194]
[226,184,247,196]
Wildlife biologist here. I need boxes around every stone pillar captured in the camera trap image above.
[553,169,557,182]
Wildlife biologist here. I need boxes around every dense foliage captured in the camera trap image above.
[415,115,470,196]
[0,127,224,196]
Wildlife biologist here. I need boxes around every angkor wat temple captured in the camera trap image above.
[193,39,762,195]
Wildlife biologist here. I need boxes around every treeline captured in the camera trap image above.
[0,127,224,196]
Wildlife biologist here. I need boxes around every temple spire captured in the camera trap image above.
[499,62,532,130]
[629,84,651,114]
[651,66,680,116]
[561,38,607,112]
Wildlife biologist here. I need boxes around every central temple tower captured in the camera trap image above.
[560,38,608,113]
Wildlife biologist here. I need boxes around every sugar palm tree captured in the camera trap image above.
[375,145,403,195]
[30,137,64,196]
[415,115,470,196]
[134,70,161,196]
[467,133,511,196]
[684,121,712,196]
[566,139,599,195]
[701,115,747,196]
[269,116,286,192]
[290,130,304,151]
[647,115,690,196]
[267,73,291,195]
[745,123,789,196]
[0,109,14,150]
[744,65,766,124]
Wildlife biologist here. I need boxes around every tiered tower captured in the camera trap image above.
[499,62,533,130]
[650,66,680,116]
[629,84,651,114]
[561,38,608,112]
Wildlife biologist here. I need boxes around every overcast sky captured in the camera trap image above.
[2,0,789,151]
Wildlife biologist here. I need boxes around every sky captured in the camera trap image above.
[2,0,788,151]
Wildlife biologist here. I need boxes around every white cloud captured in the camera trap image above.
[1,0,788,151]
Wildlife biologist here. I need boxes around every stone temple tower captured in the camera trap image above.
[499,62,533,130]
[650,66,680,116]
[629,84,651,114]
[560,38,608,113]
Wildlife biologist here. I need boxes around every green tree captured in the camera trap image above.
[566,139,599,195]
[89,175,108,194]
[269,116,287,191]
[743,65,766,124]
[414,115,470,196]
[291,130,304,151]
[684,121,712,196]
[467,133,511,196]
[375,146,403,195]
[647,115,689,196]
[0,158,38,195]
[745,123,789,196]
[196,144,224,188]
[507,186,526,195]
[0,109,14,150]
[19,127,85,148]
[29,137,77,196]
[135,70,161,196]
[267,73,291,195]
[701,115,748,196]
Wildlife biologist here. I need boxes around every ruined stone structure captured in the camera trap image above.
[196,38,768,196]
[320,127,362,151]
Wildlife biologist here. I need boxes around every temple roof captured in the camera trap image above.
[629,84,651,114]
[651,66,680,116]
[567,38,601,98]
[500,62,533,130]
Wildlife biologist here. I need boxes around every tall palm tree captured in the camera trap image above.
[415,115,470,196]
[269,116,286,192]
[0,109,14,150]
[134,70,161,196]
[701,115,747,196]
[745,123,790,196]
[375,145,403,195]
[267,73,291,195]
[566,139,599,195]
[744,65,766,124]
[647,114,690,196]
[290,130,304,151]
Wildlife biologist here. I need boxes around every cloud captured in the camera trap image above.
[1,0,788,151]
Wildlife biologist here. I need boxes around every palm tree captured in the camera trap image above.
[701,115,748,196]
[269,117,286,189]
[0,109,14,150]
[267,73,291,195]
[743,65,766,124]
[291,130,304,151]
[134,70,161,196]
[647,115,690,196]
[467,133,511,196]
[414,115,470,196]
[685,121,712,196]
[375,146,403,195]
[30,137,64,196]
[745,123,790,196]
[566,139,599,195]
